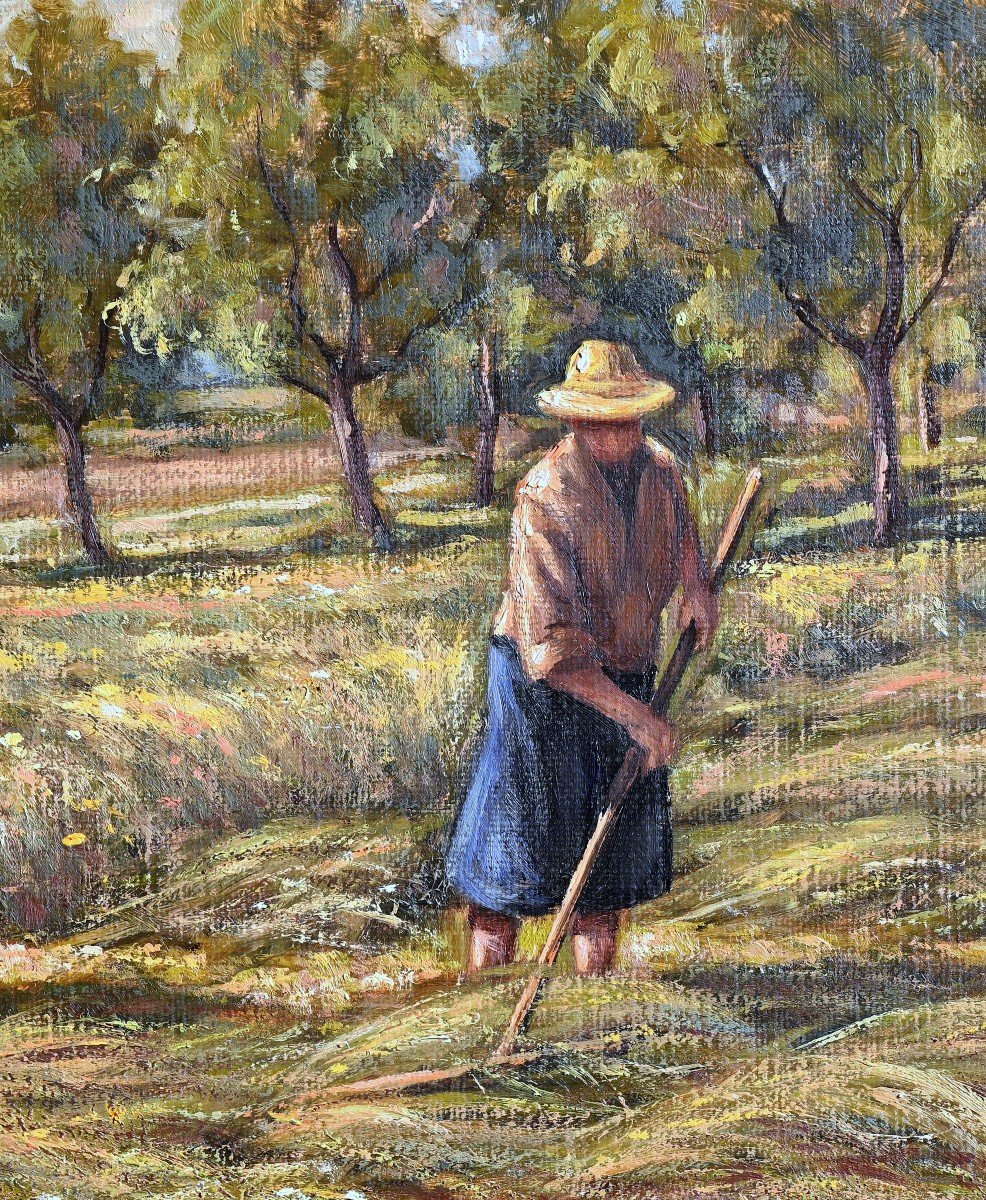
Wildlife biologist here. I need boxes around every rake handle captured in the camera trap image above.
[494,467,763,1059]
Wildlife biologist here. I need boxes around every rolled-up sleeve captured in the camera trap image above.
[508,493,600,680]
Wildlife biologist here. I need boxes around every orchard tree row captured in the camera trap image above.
[0,0,983,562]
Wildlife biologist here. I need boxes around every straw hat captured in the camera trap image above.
[538,340,675,421]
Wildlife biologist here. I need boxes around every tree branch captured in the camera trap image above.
[741,149,787,223]
[844,175,893,229]
[361,191,442,302]
[26,294,44,373]
[0,343,36,393]
[413,191,439,233]
[325,207,363,385]
[256,117,342,376]
[21,297,82,421]
[255,118,310,350]
[358,292,480,383]
[279,368,336,407]
[87,312,111,412]
[896,178,986,347]
[843,172,907,350]
[895,127,923,219]
[0,335,74,424]
[741,148,867,357]
[357,208,489,383]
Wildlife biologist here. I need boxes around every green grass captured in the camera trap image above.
[0,400,985,1197]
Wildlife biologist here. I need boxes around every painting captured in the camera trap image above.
[0,1,984,1197]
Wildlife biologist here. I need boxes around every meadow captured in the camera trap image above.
[0,386,985,1200]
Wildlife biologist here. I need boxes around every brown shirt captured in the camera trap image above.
[494,434,699,680]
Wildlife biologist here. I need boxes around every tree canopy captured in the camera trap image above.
[1,0,984,555]
[0,0,163,563]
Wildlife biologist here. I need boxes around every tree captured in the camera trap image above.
[532,136,762,458]
[444,0,638,496]
[707,1,986,541]
[913,308,976,452]
[529,0,986,539]
[154,0,481,550]
[472,324,501,506]
[0,0,163,565]
[521,3,758,459]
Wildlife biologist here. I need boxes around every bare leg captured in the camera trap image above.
[467,903,519,973]
[571,909,624,976]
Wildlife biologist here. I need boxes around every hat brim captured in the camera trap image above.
[538,380,676,421]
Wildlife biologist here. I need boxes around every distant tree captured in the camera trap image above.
[0,0,162,565]
[918,362,948,453]
[154,0,481,550]
[442,2,600,502]
[914,309,976,452]
[521,4,756,459]
[472,323,502,506]
[468,273,587,503]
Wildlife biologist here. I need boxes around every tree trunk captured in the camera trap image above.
[327,375,394,551]
[918,374,943,453]
[861,358,908,545]
[473,331,501,507]
[692,378,717,458]
[53,413,111,566]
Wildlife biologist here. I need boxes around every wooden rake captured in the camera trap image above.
[318,467,764,1101]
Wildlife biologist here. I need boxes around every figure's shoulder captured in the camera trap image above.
[644,437,686,486]
[643,436,679,469]
[515,436,577,503]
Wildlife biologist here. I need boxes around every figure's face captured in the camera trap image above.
[569,418,644,463]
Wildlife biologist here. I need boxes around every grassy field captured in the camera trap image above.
[0,390,985,1199]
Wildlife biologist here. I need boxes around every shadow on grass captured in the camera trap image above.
[757,489,986,560]
[669,953,986,1046]
[6,514,508,588]
[0,976,251,1027]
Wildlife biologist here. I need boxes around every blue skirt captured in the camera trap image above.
[446,638,673,917]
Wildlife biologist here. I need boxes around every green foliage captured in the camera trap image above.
[537,0,984,353]
[0,0,162,402]
[131,0,477,376]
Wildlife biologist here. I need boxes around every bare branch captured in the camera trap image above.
[412,192,438,232]
[325,207,364,383]
[256,119,305,344]
[844,175,894,230]
[843,131,923,348]
[896,179,986,347]
[19,297,84,421]
[742,149,867,356]
[325,209,360,309]
[87,312,111,411]
[256,117,344,375]
[0,343,35,392]
[279,368,336,407]
[739,146,786,222]
[0,335,72,421]
[894,127,923,218]
[254,119,293,230]
[843,170,907,348]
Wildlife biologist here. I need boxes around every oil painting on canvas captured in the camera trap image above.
[0,1,985,1197]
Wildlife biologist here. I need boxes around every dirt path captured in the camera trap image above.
[0,434,445,520]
